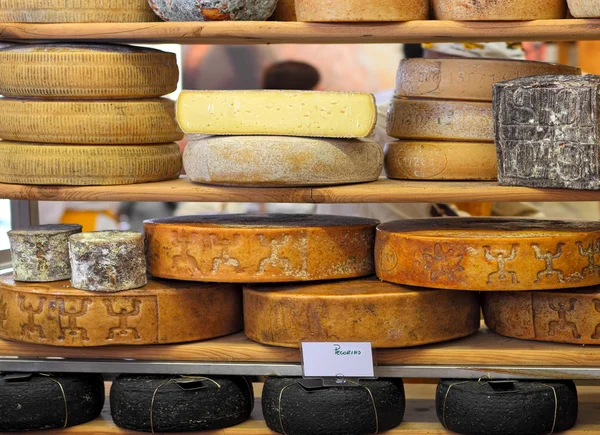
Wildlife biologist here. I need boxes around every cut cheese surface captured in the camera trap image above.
[568,0,600,17]
[384,141,497,181]
[0,142,182,186]
[244,277,480,348]
[0,98,183,144]
[376,217,600,291]
[296,0,428,21]
[432,0,567,20]
[144,214,378,283]
[184,135,383,186]
[0,273,243,347]
[177,90,377,138]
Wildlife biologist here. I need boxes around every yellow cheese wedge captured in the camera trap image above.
[432,0,567,20]
[296,0,428,21]
[177,90,377,138]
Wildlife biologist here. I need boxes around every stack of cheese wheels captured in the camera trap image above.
[0,43,183,186]
[385,58,580,181]
[176,90,383,187]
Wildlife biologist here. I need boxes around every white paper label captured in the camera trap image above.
[301,342,374,379]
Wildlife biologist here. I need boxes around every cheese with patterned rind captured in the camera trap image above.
[296,0,428,21]
[147,0,277,21]
[432,0,567,20]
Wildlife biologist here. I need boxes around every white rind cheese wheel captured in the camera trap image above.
[184,136,383,187]
[0,142,182,186]
[568,0,600,17]
[432,0,567,20]
[384,141,497,181]
[296,0,428,21]
[0,98,183,144]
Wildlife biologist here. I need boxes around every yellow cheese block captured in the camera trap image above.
[0,0,159,22]
[0,98,183,144]
[295,0,428,21]
[432,0,567,20]
[395,58,580,102]
[177,90,377,138]
[376,218,600,291]
[568,0,600,17]
[387,98,493,142]
[271,0,296,20]
[244,277,480,348]
[384,141,497,181]
[0,142,182,186]
[183,136,383,186]
[0,44,178,99]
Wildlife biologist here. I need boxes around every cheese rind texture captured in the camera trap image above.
[177,90,377,138]
[384,141,497,180]
[244,278,480,348]
[376,217,600,291]
[0,142,182,186]
[0,98,183,144]
[432,0,567,20]
[296,0,428,21]
[270,0,296,20]
[184,136,383,186]
[147,0,277,21]
[144,214,379,283]
[568,0,600,17]
[0,273,243,347]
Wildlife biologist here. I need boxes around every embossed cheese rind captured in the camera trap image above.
[0,273,243,347]
[375,217,600,291]
[8,224,82,282]
[244,277,480,348]
[432,0,567,20]
[0,98,183,144]
[295,0,428,21]
[177,90,377,138]
[494,75,600,190]
[144,214,379,283]
[483,289,600,345]
[395,58,580,102]
[568,0,600,17]
[387,98,493,142]
[184,136,383,186]
[384,141,497,181]
[0,142,182,186]
[270,0,296,20]
[0,43,178,99]
[148,0,277,21]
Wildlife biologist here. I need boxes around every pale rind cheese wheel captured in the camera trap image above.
[244,277,480,348]
[184,136,383,187]
[376,218,600,291]
[432,0,567,20]
[568,0,600,17]
[296,0,429,21]
[0,142,182,186]
[0,273,243,347]
[147,0,277,21]
[0,98,183,144]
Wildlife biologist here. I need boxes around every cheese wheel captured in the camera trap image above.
[8,224,82,282]
[395,58,580,102]
[376,218,600,291]
[295,0,428,21]
[0,0,158,22]
[432,0,567,20]
[177,90,377,138]
[387,98,493,142]
[144,214,378,283]
[270,0,296,20]
[147,0,277,21]
[385,141,497,181]
[0,142,182,186]
[184,136,383,187]
[0,44,178,99]
[568,0,600,17]
[0,273,243,347]
[244,277,480,348]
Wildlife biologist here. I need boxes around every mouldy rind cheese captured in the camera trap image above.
[147,0,277,21]
[295,0,428,21]
[568,0,600,17]
[183,136,383,187]
[375,217,600,291]
[0,273,243,346]
[176,90,377,138]
[432,0,567,20]
[144,214,378,283]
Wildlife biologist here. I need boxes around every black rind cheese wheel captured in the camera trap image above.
[262,377,405,435]
[0,372,104,431]
[110,374,254,432]
[436,379,578,435]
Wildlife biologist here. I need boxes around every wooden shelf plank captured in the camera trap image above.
[1,20,600,44]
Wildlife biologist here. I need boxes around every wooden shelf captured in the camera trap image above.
[0,20,600,44]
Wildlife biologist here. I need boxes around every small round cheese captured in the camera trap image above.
[432,0,567,20]
[147,0,277,21]
[296,0,429,21]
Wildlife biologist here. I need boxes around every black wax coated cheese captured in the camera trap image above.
[0,372,104,432]
[262,377,405,435]
[436,379,578,435]
[110,374,254,432]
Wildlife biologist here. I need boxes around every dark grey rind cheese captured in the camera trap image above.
[147,0,277,21]
[8,224,82,282]
[494,74,600,190]
[436,379,578,435]
[262,377,406,435]
[69,231,147,292]
[0,372,104,432]
[110,374,254,432]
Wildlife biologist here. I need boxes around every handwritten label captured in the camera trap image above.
[301,342,374,379]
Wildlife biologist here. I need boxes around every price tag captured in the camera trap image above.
[301,342,375,379]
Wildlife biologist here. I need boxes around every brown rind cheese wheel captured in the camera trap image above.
[432,0,567,20]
